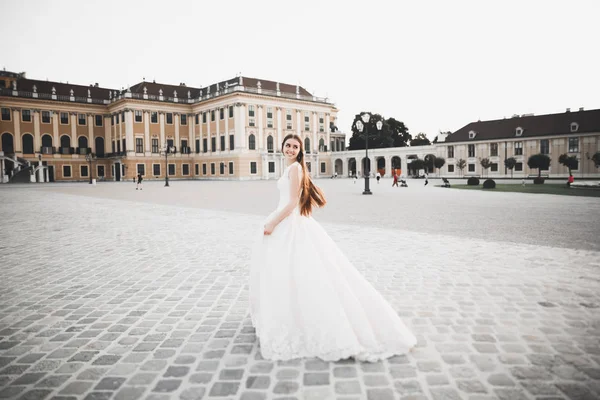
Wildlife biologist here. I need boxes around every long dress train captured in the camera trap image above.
[250,162,417,361]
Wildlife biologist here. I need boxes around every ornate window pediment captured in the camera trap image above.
[468,130,477,139]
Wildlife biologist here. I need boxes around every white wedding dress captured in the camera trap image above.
[250,162,417,361]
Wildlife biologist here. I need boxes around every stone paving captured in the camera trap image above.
[0,181,599,400]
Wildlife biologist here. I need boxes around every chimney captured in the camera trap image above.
[579,107,584,111]
[566,108,570,112]
[94,83,99,87]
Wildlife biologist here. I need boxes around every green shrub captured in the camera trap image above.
[483,179,496,189]
[467,177,480,186]
[533,177,545,184]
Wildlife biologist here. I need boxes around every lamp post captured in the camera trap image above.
[162,144,174,187]
[355,113,383,195]
[85,153,95,184]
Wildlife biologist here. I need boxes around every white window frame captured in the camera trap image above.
[136,163,146,176]
[62,164,72,178]
[77,113,87,126]
[134,110,143,123]
[80,164,89,177]
[250,161,257,175]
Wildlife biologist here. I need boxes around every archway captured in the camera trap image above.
[266,135,274,153]
[347,158,356,177]
[376,157,386,176]
[1,132,14,154]
[391,156,402,176]
[407,155,418,176]
[248,134,256,150]
[334,159,343,176]
[78,136,88,152]
[319,138,325,152]
[22,134,34,154]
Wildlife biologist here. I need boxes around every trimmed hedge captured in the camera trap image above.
[533,177,545,184]
[467,177,480,186]
[483,179,496,189]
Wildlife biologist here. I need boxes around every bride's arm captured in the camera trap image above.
[264,164,301,235]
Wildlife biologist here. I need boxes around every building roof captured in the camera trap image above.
[445,108,600,143]
[14,78,112,99]
[128,76,312,98]
[1,70,320,104]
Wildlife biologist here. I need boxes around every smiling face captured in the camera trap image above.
[283,137,302,162]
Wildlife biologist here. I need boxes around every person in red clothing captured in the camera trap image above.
[392,171,399,187]
[567,174,574,187]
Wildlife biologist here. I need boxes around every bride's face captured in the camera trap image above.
[283,138,301,161]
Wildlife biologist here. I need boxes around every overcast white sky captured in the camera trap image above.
[3,0,599,140]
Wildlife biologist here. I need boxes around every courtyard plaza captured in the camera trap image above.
[0,177,599,400]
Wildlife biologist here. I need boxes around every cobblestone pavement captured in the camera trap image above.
[0,183,599,400]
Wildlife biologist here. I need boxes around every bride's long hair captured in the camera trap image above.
[282,134,326,216]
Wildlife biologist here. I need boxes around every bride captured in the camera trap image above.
[250,134,416,362]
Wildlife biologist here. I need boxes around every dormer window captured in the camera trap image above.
[468,130,477,139]
[570,122,579,132]
[515,127,523,137]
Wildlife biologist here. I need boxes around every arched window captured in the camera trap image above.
[41,134,53,148]
[1,132,14,154]
[95,137,105,156]
[60,135,71,148]
[319,138,325,152]
[78,136,88,150]
[22,134,34,154]
[304,138,311,154]
[267,135,274,153]
[248,134,256,150]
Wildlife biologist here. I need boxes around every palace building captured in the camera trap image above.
[0,70,344,183]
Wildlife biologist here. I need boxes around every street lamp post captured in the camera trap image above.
[355,113,383,195]
[162,144,174,187]
[85,153,95,184]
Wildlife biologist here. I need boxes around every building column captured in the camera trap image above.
[190,113,196,153]
[88,114,94,153]
[206,111,211,153]
[215,110,220,154]
[325,114,331,152]
[234,103,246,149]
[1,159,5,182]
[159,112,166,147]
[257,105,264,151]
[37,162,44,182]
[276,107,283,151]
[33,109,41,152]
[144,111,150,154]
[70,113,77,151]
[12,109,22,153]
[104,116,111,154]
[125,109,134,155]
[174,113,180,156]
[312,112,318,154]
[52,112,59,150]
[199,114,204,152]
[261,155,268,180]
[224,110,229,151]
[296,110,302,136]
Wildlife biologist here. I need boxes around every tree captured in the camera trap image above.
[504,157,517,178]
[480,158,491,178]
[434,157,446,174]
[592,152,600,168]
[558,154,578,175]
[410,133,431,146]
[424,154,435,173]
[456,159,466,177]
[347,112,411,150]
[527,154,551,178]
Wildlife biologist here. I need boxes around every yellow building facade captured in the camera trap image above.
[0,71,341,183]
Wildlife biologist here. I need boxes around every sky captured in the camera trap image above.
[3,0,599,141]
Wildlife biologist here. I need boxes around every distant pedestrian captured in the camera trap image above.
[522,178,525,186]
[376,172,381,184]
[567,174,574,187]
[392,172,398,187]
[424,173,429,186]
[136,173,143,190]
